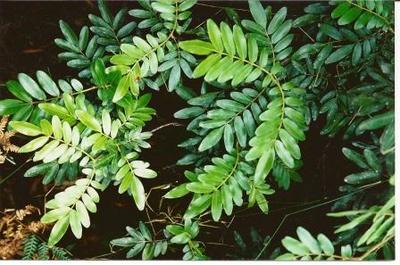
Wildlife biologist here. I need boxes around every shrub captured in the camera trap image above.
[0,0,394,260]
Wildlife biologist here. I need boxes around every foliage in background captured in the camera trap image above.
[22,234,71,260]
[0,0,394,260]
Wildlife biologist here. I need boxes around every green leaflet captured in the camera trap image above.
[248,0,267,29]
[18,73,47,100]
[113,74,131,102]
[19,136,49,153]
[356,111,394,134]
[325,45,354,64]
[164,183,190,199]
[198,127,223,152]
[10,121,42,136]
[48,216,70,247]
[75,110,102,132]
[268,7,287,35]
[179,40,214,55]
[296,227,321,255]
[277,227,352,260]
[0,99,28,116]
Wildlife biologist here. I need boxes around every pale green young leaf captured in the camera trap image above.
[10,121,42,136]
[179,40,214,55]
[19,136,49,153]
[48,215,70,247]
[75,110,102,132]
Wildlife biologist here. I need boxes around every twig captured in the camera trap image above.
[205,241,235,248]
[299,27,315,43]
[0,156,32,186]
[89,247,127,260]
[150,122,183,133]
[196,2,249,12]
[43,184,56,214]
[145,207,156,236]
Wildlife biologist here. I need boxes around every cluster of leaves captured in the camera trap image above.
[9,86,157,246]
[330,0,393,31]
[170,2,309,223]
[274,0,394,261]
[291,0,394,139]
[129,0,196,34]
[110,222,169,260]
[111,219,207,260]
[277,226,355,260]
[0,70,85,123]
[55,0,137,78]
[23,234,71,260]
[328,195,394,253]
[165,151,274,221]
[2,0,394,260]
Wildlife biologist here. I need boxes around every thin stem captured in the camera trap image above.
[150,122,183,133]
[299,27,315,43]
[195,2,249,13]
[0,156,32,186]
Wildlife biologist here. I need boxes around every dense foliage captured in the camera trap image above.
[0,0,394,260]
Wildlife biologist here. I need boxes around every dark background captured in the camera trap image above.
[0,0,359,260]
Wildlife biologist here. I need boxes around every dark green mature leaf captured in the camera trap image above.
[6,80,32,102]
[325,45,354,64]
[331,1,351,18]
[342,147,368,169]
[338,7,362,26]
[0,99,28,115]
[356,111,394,134]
